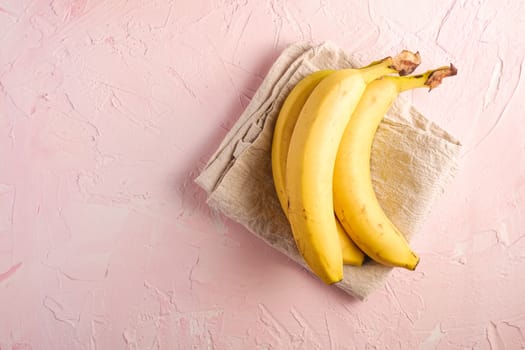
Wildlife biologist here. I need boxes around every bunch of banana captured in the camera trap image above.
[271,69,366,267]
[271,50,456,284]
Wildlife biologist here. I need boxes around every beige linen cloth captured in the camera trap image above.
[195,42,461,300]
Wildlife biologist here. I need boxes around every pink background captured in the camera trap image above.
[1,0,525,349]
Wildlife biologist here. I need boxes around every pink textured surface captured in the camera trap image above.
[1,0,524,348]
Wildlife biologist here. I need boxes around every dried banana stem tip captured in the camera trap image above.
[426,64,458,90]
[391,50,422,76]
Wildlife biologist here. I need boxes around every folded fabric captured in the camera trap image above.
[195,42,461,300]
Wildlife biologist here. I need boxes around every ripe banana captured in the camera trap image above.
[285,52,421,284]
[336,218,364,266]
[271,69,365,266]
[333,65,457,269]
[272,70,334,214]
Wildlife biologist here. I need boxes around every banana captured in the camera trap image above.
[272,70,334,214]
[333,65,457,269]
[271,69,365,266]
[285,52,421,284]
[336,218,364,265]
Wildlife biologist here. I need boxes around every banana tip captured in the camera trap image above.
[407,255,420,271]
[426,63,458,91]
[391,50,422,76]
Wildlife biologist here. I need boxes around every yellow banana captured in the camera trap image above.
[285,52,421,284]
[333,65,457,269]
[272,70,334,214]
[336,218,364,265]
[271,69,365,266]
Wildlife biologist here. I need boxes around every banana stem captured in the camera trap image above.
[359,58,399,83]
[384,64,458,92]
[362,50,421,76]
[391,50,422,76]
[360,50,422,82]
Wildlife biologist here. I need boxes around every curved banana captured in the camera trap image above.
[333,65,457,270]
[272,70,334,214]
[285,52,421,284]
[271,69,365,266]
